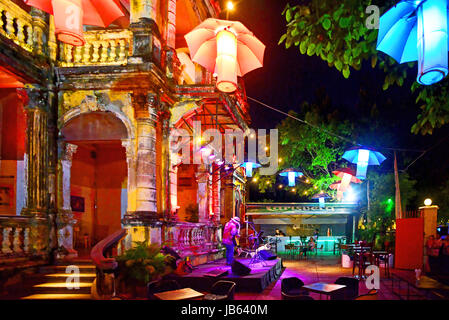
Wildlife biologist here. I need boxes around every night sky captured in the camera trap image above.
[218,0,449,207]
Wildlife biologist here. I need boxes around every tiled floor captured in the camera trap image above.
[234,255,399,300]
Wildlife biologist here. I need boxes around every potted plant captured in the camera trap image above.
[116,241,173,298]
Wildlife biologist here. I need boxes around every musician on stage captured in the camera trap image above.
[223,217,241,265]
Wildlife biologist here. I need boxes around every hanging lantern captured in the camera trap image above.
[417,0,448,84]
[243,161,261,177]
[24,0,124,46]
[52,0,84,46]
[377,0,449,85]
[333,168,362,201]
[312,192,331,208]
[216,28,238,92]
[279,168,303,187]
[342,147,386,180]
[185,18,265,93]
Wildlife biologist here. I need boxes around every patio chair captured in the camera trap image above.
[147,279,181,300]
[281,277,309,296]
[332,277,359,300]
[204,280,236,300]
[352,250,373,279]
[281,292,314,300]
[354,289,378,300]
[284,244,293,259]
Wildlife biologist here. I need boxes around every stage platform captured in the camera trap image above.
[165,258,283,293]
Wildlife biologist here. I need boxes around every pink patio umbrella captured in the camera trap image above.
[333,168,362,201]
[184,18,265,93]
[24,0,125,46]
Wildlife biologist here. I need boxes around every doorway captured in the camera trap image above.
[61,111,128,255]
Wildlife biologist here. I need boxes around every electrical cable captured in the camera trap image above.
[247,96,427,153]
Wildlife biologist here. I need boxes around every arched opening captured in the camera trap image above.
[0,88,26,215]
[61,111,128,255]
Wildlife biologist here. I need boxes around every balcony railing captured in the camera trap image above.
[0,215,31,261]
[0,1,46,55]
[58,29,132,67]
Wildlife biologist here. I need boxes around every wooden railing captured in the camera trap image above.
[0,215,31,261]
[0,2,47,55]
[90,229,127,297]
[58,29,132,67]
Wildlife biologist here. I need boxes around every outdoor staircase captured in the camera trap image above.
[21,259,96,300]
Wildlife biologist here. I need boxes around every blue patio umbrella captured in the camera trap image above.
[342,147,386,180]
[312,192,331,208]
[242,161,261,177]
[377,0,449,85]
[279,168,303,187]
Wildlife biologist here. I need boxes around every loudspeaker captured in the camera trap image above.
[231,260,251,276]
[259,250,277,260]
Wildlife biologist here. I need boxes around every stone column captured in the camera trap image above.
[135,93,157,215]
[122,92,161,247]
[130,0,158,23]
[122,139,137,213]
[196,164,209,223]
[156,108,171,219]
[22,87,49,217]
[129,0,162,64]
[18,87,52,256]
[55,142,78,258]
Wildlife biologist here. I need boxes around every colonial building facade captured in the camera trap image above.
[0,0,249,269]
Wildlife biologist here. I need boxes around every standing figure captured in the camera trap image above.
[222,217,241,265]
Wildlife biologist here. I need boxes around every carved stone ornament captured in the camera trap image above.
[79,95,107,114]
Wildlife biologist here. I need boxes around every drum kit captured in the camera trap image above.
[237,221,277,266]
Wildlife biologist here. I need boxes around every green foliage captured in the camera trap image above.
[279,1,398,79]
[357,172,417,248]
[280,0,449,135]
[411,80,449,135]
[434,180,449,224]
[255,96,352,197]
[116,242,171,284]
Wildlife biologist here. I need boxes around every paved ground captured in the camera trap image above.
[235,254,398,300]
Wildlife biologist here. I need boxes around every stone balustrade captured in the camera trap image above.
[58,29,132,67]
[0,215,31,260]
[164,221,220,255]
[0,2,48,55]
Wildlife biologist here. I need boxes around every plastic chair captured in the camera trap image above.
[204,280,236,300]
[147,279,181,300]
[332,277,359,300]
[281,277,308,296]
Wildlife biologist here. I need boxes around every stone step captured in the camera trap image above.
[39,264,96,274]
[33,273,97,283]
[31,282,93,294]
[21,293,92,300]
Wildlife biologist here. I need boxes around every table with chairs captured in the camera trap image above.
[147,279,237,301]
